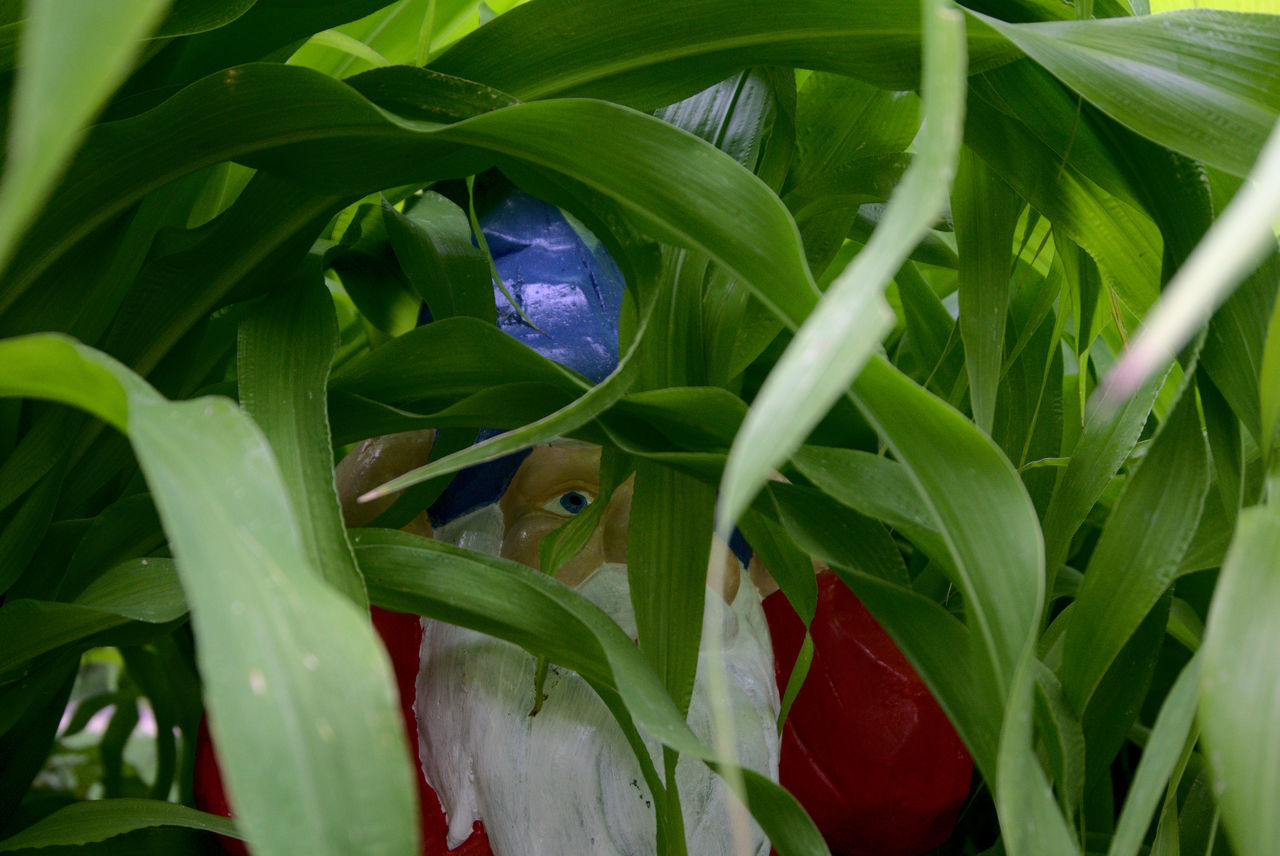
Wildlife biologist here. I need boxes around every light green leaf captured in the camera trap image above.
[0,334,417,856]
[1199,502,1280,856]
[1109,654,1202,856]
[1059,386,1209,713]
[0,0,171,275]
[1102,116,1280,405]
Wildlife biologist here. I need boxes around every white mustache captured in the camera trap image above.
[414,517,781,856]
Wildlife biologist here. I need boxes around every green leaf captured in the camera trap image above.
[953,145,1022,432]
[789,446,952,572]
[965,83,1162,317]
[355,528,829,856]
[0,334,417,856]
[383,192,494,323]
[976,10,1280,177]
[1199,502,1280,856]
[0,337,128,430]
[716,0,965,531]
[996,654,1081,856]
[1059,385,1210,713]
[238,273,367,607]
[1263,270,1280,460]
[7,65,821,352]
[788,73,919,191]
[331,316,586,403]
[1040,366,1169,584]
[766,484,911,592]
[1205,251,1279,448]
[1108,654,1201,856]
[155,0,397,89]
[0,560,184,681]
[0,799,238,852]
[429,0,1020,107]
[98,172,351,380]
[0,0,171,275]
[853,354,1044,698]
[628,461,714,717]
[1102,119,1280,405]
[1032,662,1086,826]
[156,0,257,37]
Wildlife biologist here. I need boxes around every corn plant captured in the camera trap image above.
[0,0,1278,854]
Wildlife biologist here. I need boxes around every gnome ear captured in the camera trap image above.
[335,429,437,529]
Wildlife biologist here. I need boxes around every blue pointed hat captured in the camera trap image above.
[425,190,625,525]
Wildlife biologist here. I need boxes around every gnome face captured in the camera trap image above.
[418,442,780,856]
[336,431,780,856]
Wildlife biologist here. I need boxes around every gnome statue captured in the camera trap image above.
[197,187,972,856]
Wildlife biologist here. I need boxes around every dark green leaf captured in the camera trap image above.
[977,10,1280,177]
[429,0,1019,108]
[384,192,494,323]
[0,799,238,852]
[953,146,1021,432]
[0,334,417,856]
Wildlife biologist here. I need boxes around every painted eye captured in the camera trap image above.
[542,490,595,516]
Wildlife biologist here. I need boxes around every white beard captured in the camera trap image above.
[418,505,780,855]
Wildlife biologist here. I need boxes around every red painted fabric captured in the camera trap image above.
[763,571,972,856]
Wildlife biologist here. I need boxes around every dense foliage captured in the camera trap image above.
[1,0,1279,854]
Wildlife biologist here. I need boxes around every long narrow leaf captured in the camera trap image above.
[0,334,417,856]
[1109,655,1202,856]
[429,0,1019,108]
[0,0,170,275]
[238,274,368,607]
[0,799,237,852]
[1199,502,1280,856]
